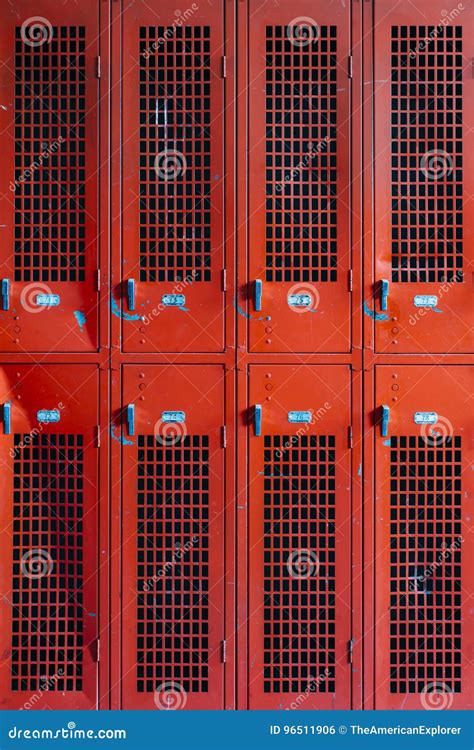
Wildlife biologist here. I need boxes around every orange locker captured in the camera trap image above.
[0,2,100,352]
[120,365,226,709]
[374,366,473,709]
[246,1,351,353]
[247,366,352,708]
[119,1,226,353]
[0,365,99,709]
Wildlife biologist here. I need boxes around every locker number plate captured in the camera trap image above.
[288,410,312,423]
[413,412,438,424]
[37,409,61,423]
[161,411,185,423]
[162,294,185,307]
[35,293,60,307]
[413,295,438,308]
[287,294,312,308]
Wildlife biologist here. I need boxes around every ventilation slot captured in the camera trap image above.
[139,26,211,283]
[263,434,336,694]
[389,435,462,694]
[391,26,463,283]
[11,434,85,692]
[14,26,86,283]
[265,25,338,283]
[136,434,210,694]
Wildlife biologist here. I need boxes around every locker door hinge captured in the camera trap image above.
[221,639,227,663]
[221,425,227,448]
[348,425,353,449]
[221,55,227,78]
[96,56,101,79]
[94,638,100,662]
[348,269,353,292]
[95,425,101,448]
[96,269,101,292]
[222,268,227,292]
[347,55,353,79]
[348,638,354,663]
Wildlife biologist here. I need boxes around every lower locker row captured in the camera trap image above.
[0,364,471,709]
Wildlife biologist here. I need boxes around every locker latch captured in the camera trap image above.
[381,404,390,437]
[380,279,389,311]
[1,278,10,311]
[3,402,11,435]
[126,403,135,436]
[127,279,136,312]
[254,279,263,312]
[254,404,262,437]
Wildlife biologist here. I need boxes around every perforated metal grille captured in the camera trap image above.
[138,27,211,283]
[389,435,462,694]
[262,435,336,694]
[265,26,337,283]
[391,26,463,283]
[136,434,209,693]
[14,27,86,283]
[11,434,85,692]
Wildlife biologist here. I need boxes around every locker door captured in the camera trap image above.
[0,365,99,709]
[120,1,225,353]
[247,366,351,708]
[121,366,225,709]
[373,0,474,353]
[0,2,99,352]
[247,2,351,353]
[374,366,474,709]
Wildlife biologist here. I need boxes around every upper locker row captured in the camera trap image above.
[0,0,472,354]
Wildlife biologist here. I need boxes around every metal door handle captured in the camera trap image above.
[1,279,10,311]
[127,403,135,436]
[380,279,389,311]
[127,279,136,311]
[381,404,390,437]
[3,402,11,435]
[254,404,262,437]
[254,279,263,312]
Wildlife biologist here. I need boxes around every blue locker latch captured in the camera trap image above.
[254,279,263,312]
[1,279,10,311]
[381,404,390,437]
[127,279,136,312]
[3,402,11,435]
[254,404,262,437]
[126,403,135,436]
[380,279,389,311]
